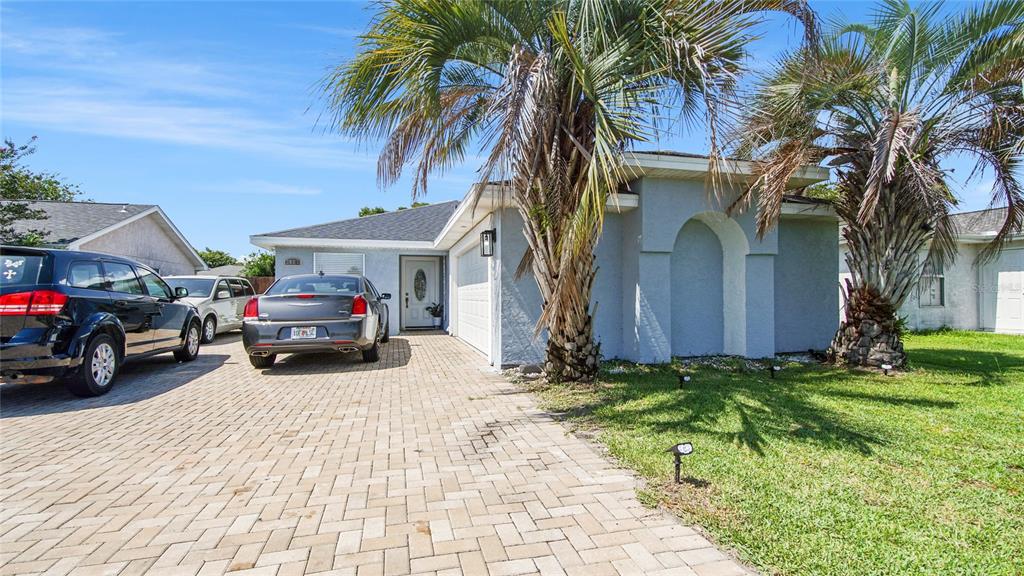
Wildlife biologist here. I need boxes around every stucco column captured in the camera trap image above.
[630,251,673,363]
[745,254,776,358]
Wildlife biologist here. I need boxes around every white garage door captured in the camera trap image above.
[988,248,1024,333]
[456,246,491,355]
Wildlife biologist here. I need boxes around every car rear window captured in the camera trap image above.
[168,278,215,298]
[266,276,361,295]
[67,261,106,290]
[1,253,46,287]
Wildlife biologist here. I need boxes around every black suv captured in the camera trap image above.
[0,246,203,396]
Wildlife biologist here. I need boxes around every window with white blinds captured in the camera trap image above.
[313,252,365,275]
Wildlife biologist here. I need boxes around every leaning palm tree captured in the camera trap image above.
[731,0,1023,367]
[323,0,815,381]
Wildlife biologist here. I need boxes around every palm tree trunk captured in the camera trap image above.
[539,248,600,382]
[829,281,906,367]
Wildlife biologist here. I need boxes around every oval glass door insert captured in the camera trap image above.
[414,269,427,300]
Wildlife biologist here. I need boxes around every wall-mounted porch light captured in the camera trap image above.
[480,229,496,257]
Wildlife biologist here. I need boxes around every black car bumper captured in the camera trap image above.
[242,318,374,355]
[0,345,79,384]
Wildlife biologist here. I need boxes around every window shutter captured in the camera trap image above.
[313,253,365,275]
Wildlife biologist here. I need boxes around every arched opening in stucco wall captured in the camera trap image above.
[671,212,749,356]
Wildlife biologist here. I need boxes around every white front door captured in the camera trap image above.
[401,257,439,329]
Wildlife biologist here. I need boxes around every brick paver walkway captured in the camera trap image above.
[1,334,747,576]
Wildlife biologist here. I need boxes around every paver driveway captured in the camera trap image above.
[1,334,747,576]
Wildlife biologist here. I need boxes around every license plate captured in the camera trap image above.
[291,327,317,339]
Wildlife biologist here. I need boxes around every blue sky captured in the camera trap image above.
[1,1,996,257]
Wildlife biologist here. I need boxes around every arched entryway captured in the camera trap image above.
[670,212,749,357]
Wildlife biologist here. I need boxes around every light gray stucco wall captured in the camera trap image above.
[671,219,724,355]
[775,218,839,352]
[496,208,623,366]
[274,246,447,336]
[78,213,199,275]
[839,242,985,332]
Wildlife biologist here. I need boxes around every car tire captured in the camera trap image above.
[173,321,201,362]
[380,321,389,343]
[66,334,119,397]
[249,354,276,369]
[362,341,380,363]
[201,315,217,344]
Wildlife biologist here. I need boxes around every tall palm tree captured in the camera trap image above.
[731,0,1023,367]
[323,0,815,381]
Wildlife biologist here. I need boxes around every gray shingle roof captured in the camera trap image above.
[951,207,1009,235]
[5,201,155,246]
[257,201,460,242]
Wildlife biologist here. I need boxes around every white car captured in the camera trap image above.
[164,275,256,343]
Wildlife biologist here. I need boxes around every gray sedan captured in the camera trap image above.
[241,274,390,369]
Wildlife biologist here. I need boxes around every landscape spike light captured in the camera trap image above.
[665,442,694,484]
[881,363,893,376]
[769,365,782,379]
[678,374,691,388]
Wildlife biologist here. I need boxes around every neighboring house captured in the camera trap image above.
[840,207,1024,334]
[251,152,839,367]
[7,201,206,276]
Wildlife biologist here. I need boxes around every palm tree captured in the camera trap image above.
[322,0,815,381]
[731,0,1023,367]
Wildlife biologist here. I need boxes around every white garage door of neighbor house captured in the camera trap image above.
[989,248,1024,333]
[456,246,491,356]
[313,253,365,275]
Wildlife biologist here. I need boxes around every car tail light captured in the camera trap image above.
[0,290,68,316]
[243,297,259,319]
[351,294,367,316]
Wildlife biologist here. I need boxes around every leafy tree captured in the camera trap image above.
[803,182,838,202]
[324,0,815,381]
[1,137,84,245]
[241,251,275,277]
[198,248,239,268]
[732,0,1023,367]
[359,206,387,217]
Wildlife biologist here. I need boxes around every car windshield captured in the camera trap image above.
[168,278,215,298]
[0,252,45,287]
[267,276,361,295]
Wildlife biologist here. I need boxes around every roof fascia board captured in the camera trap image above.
[250,236,437,250]
[624,152,830,187]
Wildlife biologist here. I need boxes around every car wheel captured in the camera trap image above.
[174,321,201,362]
[249,354,276,368]
[362,341,380,363]
[380,321,389,343]
[201,315,217,344]
[66,334,119,397]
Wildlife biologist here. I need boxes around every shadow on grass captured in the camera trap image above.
[907,347,1024,386]
[548,365,887,456]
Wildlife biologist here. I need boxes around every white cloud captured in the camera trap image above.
[202,179,322,196]
[1,19,371,169]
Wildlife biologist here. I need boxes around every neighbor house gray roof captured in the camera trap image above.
[257,201,460,242]
[951,207,1009,236]
[6,201,156,246]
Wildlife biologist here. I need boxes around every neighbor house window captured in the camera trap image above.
[919,259,944,307]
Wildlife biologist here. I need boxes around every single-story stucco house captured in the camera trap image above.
[251,152,839,367]
[840,207,1024,334]
[7,201,206,276]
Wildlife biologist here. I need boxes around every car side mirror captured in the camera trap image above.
[216,290,231,299]
[174,286,189,298]
[380,293,391,300]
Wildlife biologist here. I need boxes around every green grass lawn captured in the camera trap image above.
[532,331,1024,575]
